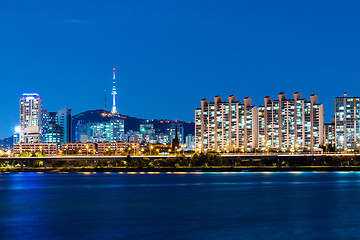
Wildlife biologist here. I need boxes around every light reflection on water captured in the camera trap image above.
[1,172,360,240]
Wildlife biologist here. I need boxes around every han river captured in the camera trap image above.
[1,172,360,239]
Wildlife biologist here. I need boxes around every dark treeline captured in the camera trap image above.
[3,153,360,169]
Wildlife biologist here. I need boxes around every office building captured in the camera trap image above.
[86,118,124,143]
[74,120,88,143]
[42,110,61,143]
[156,134,170,144]
[140,123,155,142]
[167,122,184,144]
[58,108,72,143]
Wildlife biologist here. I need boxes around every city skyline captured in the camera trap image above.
[2,81,360,140]
[1,0,360,138]
[3,2,360,240]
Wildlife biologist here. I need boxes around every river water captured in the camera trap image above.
[1,172,360,239]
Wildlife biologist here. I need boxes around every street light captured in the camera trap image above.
[85,144,89,156]
[132,145,136,155]
[181,144,186,154]
[150,145,153,156]
[107,147,110,155]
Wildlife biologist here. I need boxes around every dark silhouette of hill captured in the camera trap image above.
[71,110,194,141]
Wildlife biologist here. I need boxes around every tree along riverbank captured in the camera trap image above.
[2,152,360,172]
[3,166,360,173]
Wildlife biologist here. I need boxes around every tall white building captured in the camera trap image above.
[185,134,195,150]
[258,92,324,152]
[19,93,42,143]
[195,95,258,152]
[335,93,360,151]
[195,92,324,153]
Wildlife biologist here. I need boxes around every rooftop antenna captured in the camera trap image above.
[104,90,107,111]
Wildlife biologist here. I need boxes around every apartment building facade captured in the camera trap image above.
[195,95,258,152]
[196,92,324,152]
[335,93,360,151]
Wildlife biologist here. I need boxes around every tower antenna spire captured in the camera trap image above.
[111,68,117,114]
[104,90,107,111]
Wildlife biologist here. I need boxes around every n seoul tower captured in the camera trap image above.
[111,68,117,114]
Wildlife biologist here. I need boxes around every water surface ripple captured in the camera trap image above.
[0,172,359,240]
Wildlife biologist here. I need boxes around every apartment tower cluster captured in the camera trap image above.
[195,92,324,152]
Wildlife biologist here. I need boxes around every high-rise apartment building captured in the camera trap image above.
[335,93,360,151]
[19,93,42,143]
[323,117,335,148]
[195,95,258,152]
[324,123,335,147]
[195,92,324,152]
[258,92,324,152]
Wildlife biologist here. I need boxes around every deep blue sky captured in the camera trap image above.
[0,0,359,138]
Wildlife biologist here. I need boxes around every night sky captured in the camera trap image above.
[1,0,359,138]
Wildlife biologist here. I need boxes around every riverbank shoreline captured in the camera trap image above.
[2,166,360,173]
